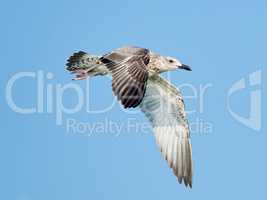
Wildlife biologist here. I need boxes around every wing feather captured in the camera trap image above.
[100,46,149,108]
[140,75,193,188]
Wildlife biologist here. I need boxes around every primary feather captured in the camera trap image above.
[140,75,193,187]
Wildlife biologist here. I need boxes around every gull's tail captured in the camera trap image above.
[66,51,109,80]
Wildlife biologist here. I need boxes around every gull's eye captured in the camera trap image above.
[169,59,174,63]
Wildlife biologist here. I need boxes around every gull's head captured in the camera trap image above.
[157,56,192,73]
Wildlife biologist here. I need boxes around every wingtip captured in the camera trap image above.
[184,179,193,188]
[178,178,193,188]
[189,182,192,188]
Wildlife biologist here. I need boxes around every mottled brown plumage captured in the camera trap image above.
[100,47,150,108]
[65,46,193,187]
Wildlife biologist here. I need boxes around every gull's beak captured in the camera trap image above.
[179,64,192,71]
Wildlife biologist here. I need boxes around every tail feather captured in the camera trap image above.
[66,51,109,80]
[66,51,101,71]
[66,51,87,68]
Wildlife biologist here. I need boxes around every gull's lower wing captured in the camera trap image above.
[139,75,193,187]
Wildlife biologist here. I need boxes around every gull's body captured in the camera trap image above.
[66,46,193,187]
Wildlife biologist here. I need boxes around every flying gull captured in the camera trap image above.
[66,46,193,187]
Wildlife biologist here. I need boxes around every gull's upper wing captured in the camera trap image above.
[100,46,150,108]
[139,75,193,187]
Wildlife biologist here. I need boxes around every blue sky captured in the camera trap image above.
[1,0,266,199]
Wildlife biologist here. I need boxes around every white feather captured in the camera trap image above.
[140,75,193,187]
